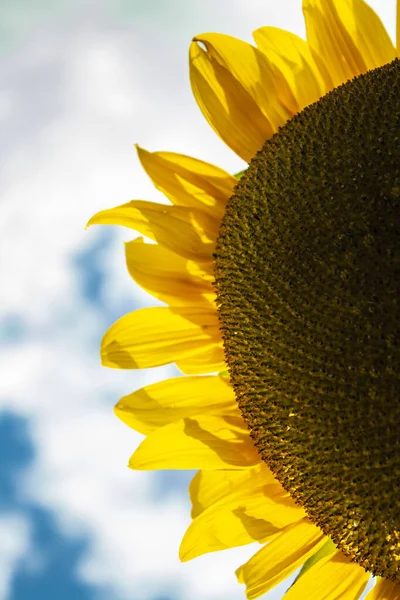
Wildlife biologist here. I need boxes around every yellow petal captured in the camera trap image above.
[181,514,275,561]
[365,579,400,600]
[253,26,333,109]
[101,306,224,375]
[241,487,305,525]
[190,33,296,162]
[189,40,267,162]
[284,549,369,600]
[125,238,215,307]
[181,497,277,561]
[195,33,298,122]
[190,464,287,518]
[129,415,261,470]
[181,468,304,561]
[303,0,396,87]
[236,518,326,599]
[87,200,217,262]
[190,468,264,518]
[175,340,226,375]
[115,373,239,435]
[136,146,236,220]
[191,464,305,525]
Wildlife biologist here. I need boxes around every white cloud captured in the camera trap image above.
[0,3,276,594]
[0,514,31,600]
[0,10,258,594]
[0,329,262,600]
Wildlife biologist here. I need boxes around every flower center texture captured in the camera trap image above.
[215,59,400,581]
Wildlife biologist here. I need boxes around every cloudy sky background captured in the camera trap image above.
[0,1,396,599]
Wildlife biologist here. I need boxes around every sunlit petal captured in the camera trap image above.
[115,373,238,435]
[130,415,260,470]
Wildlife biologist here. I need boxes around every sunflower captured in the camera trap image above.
[88,1,400,598]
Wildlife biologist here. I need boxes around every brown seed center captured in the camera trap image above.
[215,59,400,581]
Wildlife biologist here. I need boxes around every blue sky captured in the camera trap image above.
[0,1,396,599]
[0,412,94,600]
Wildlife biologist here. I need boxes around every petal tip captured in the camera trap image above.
[235,565,245,584]
[85,214,96,230]
[128,452,143,470]
[135,143,144,155]
[178,534,197,563]
[178,544,189,563]
[113,402,123,415]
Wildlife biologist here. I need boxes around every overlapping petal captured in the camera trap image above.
[303,0,396,87]
[190,464,305,524]
[236,518,327,599]
[101,306,224,374]
[125,238,215,307]
[181,466,305,561]
[136,146,236,219]
[115,374,238,435]
[189,463,300,518]
[180,499,277,560]
[189,467,269,518]
[284,550,369,600]
[365,579,400,600]
[87,200,217,262]
[190,33,297,161]
[129,415,261,470]
[182,500,273,560]
[253,26,333,109]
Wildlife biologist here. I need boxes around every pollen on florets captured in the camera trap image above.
[215,59,400,582]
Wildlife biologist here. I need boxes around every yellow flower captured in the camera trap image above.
[88,1,400,598]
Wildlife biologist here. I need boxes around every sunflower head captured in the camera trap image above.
[91,0,400,596]
[215,58,400,582]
